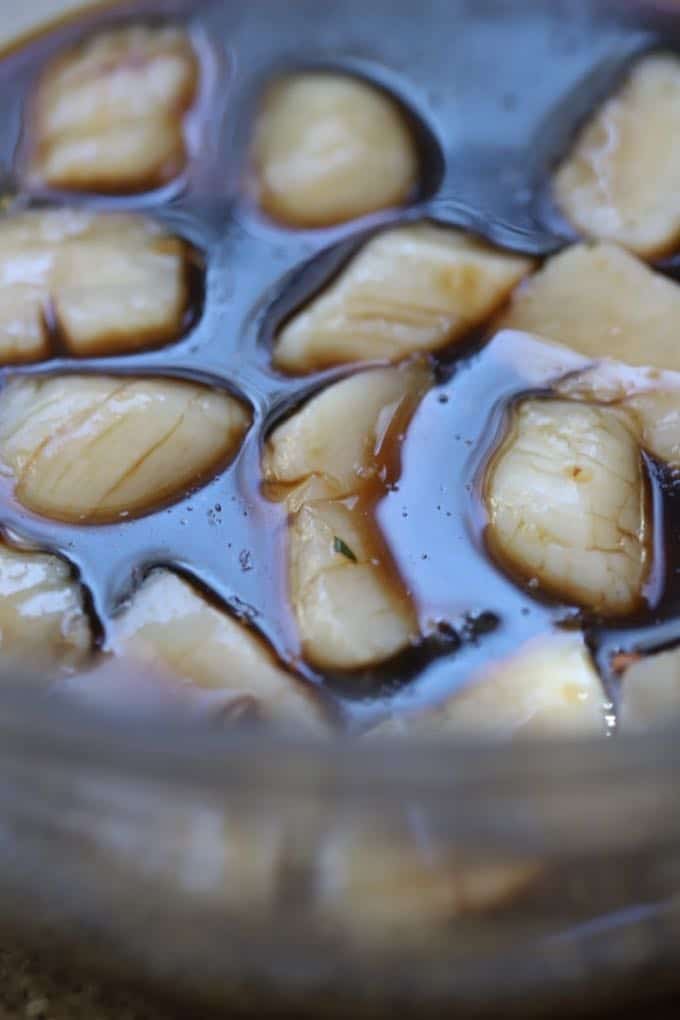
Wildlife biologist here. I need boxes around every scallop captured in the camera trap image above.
[0,375,250,523]
[317,826,538,940]
[264,364,431,670]
[556,365,680,471]
[288,483,418,670]
[554,54,680,258]
[264,362,431,496]
[252,72,418,228]
[486,399,650,616]
[623,390,680,469]
[372,634,608,740]
[0,543,91,670]
[26,24,198,193]
[0,209,191,362]
[620,647,680,731]
[499,242,680,371]
[84,570,328,733]
[274,223,534,373]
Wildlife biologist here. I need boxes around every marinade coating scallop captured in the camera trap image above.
[0,375,250,523]
[620,648,680,731]
[274,223,533,373]
[372,634,607,740]
[252,72,418,228]
[554,54,680,258]
[264,364,431,670]
[26,25,198,193]
[499,243,680,371]
[99,570,328,733]
[288,484,418,671]
[0,543,91,670]
[486,399,649,615]
[0,209,191,362]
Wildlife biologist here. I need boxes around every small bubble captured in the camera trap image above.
[239,549,253,572]
[215,503,222,512]
[438,393,449,404]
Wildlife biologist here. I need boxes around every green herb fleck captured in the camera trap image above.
[334,536,357,562]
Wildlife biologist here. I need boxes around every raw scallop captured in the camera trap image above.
[97,569,329,733]
[0,375,250,523]
[554,54,680,258]
[372,634,608,740]
[275,223,533,372]
[0,209,191,361]
[264,364,431,669]
[499,242,680,372]
[485,399,649,615]
[317,825,538,940]
[26,24,198,193]
[252,72,418,228]
[0,543,91,670]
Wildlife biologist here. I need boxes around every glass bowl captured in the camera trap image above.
[0,2,679,1016]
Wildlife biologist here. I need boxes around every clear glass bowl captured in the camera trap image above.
[0,688,678,1016]
[0,1,679,1015]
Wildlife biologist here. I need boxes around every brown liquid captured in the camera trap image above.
[0,0,675,733]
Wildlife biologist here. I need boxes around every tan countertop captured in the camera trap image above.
[0,943,185,1020]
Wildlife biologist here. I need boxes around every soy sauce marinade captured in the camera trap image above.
[0,0,676,741]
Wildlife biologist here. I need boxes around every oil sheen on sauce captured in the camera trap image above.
[0,2,676,734]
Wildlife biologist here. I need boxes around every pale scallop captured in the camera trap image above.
[252,72,418,228]
[27,25,198,193]
[0,375,250,523]
[555,365,680,470]
[274,223,534,372]
[288,485,418,670]
[0,209,190,362]
[264,362,432,496]
[499,242,680,371]
[486,399,649,615]
[317,826,538,939]
[620,648,680,731]
[372,634,608,740]
[0,543,91,670]
[264,364,431,670]
[96,569,328,732]
[554,54,680,258]
[623,391,680,468]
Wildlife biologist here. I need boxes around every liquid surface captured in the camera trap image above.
[0,0,674,738]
